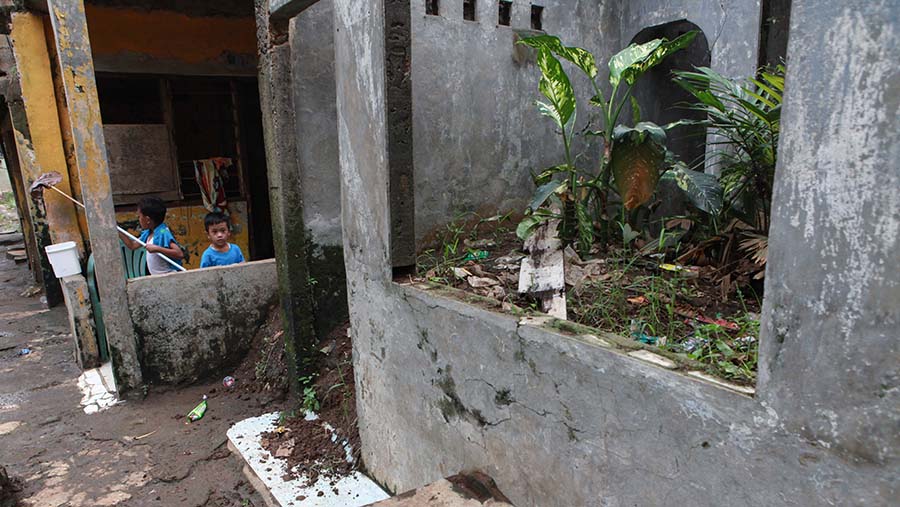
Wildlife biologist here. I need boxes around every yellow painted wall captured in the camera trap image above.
[9,12,86,255]
[116,201,250,270]
[84,5,256,65]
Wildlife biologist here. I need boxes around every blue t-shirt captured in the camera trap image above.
[200,244,245,268]
[138,222,182,274]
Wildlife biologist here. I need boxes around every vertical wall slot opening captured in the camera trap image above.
[498,0,512,26]
[464,0,477,21]
[531,5,543,30]
[426,0,439,16]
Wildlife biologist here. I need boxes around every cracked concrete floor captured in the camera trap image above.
[0,248,281,506]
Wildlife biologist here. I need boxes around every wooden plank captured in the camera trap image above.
[103,124,179,203]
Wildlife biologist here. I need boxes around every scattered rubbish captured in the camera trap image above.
[16,348,30,356]
[695,315,740,331]
[627,296,648,305]
[681,336,707,352]
[19,286,41,298]
[464,238,496,249]
[223,376,236,389]
[187,395,208,423]
[629,320,665,346]
[452,267,473,279]
[134,430,158,440]
[494,252,525,270]
[463,250,490,261]
[467,276,500,288]
[736,335,756,346]
[659,263,700,278]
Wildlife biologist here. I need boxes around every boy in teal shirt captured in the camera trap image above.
[200,212,245,268]
[119,197,184,275]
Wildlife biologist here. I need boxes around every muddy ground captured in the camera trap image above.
[0,240,284,506]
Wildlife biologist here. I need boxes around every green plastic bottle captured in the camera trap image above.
[187,395,208,423]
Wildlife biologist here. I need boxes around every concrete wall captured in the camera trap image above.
[410,0,607,242]
[126,259,278,385]
[759,0,899,471]
[289,0,348,337]
[332,0,898,504]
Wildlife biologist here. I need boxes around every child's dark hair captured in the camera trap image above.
[137,197,166,226]
[204,211,230,232]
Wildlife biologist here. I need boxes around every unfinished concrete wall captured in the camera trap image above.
[126,259,278,385]
[289,0,348,335]
[334,0,898,503]
[410,0,607,243]
[759,0,899,473]
[60,273,101,370]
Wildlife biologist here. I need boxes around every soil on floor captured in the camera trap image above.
[413,214,762,385]
[260,322,361,488]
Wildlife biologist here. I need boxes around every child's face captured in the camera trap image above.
[207,222,231,248]
[137,210,152,230]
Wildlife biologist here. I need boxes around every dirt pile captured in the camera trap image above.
[260,322,360,487]
[233,303,288,398]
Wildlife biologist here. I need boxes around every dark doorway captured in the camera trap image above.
[630,20,710,168]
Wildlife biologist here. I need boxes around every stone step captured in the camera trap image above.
[5,249,26,263]
[0,232,23,246]
[365,472,514,507]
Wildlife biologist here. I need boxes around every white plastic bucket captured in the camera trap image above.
[45,241,81,278]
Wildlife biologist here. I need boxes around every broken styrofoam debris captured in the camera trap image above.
[227,413,389,507]
[77,362,119,414]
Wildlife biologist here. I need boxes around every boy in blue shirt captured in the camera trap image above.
[119,197,184,275]
[200,212,245,268]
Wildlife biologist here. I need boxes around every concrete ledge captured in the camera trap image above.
[60,274,100,369]
[126,259,278,384]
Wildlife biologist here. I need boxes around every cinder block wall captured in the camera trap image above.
[126,259,278,385]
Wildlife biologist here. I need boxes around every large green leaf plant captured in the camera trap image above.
[517,32,715,256]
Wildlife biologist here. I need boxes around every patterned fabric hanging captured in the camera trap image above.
[193,157,232,214]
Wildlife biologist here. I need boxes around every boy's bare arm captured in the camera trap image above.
[118,230,141,250]
[145,241,184,260]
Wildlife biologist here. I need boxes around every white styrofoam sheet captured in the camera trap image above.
[227,412,389,507]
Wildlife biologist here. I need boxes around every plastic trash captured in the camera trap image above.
[463,250,490,261]
[222,376,235,389]
[17,348,31,356]
[187,395,208,423]
[659,263,700,278]
[629,320,664,346]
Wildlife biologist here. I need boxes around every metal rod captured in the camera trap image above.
[44,184,186,272]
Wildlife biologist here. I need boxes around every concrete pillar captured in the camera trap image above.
[47,0,143,395]
[7,12,87,306]
[759,0,899,466]
[60,274,101,370]
[255,0,318,395]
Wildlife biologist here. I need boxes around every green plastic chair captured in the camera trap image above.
[86,242,148,362]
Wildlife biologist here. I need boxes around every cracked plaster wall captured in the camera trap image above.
[126,259,278,385]
[334,0,898,504]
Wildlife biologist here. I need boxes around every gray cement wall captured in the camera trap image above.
[126,259,278,385]
[333,0,898,503]
[410,0,606,242]
[759,0,900,471]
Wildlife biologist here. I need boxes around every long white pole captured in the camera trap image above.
[45,185,187,272]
